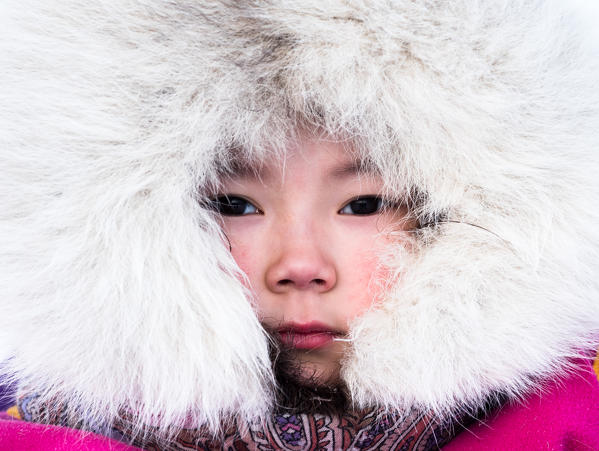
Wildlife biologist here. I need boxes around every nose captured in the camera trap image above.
[265,231,337,294]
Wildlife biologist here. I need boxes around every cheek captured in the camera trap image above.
[223,221,289,324]
[230,247,252,279]
[223,221,263,288]
[336,230,393,321]
[343,258,388,320]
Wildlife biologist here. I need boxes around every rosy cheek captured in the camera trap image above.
[340,231,397,323]
[340,261,377,321]
[223,220,257,277]
[230,247,255,283]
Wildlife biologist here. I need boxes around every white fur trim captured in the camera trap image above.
[1,0,598,433]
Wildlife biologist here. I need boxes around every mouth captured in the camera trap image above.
[277,322,345,350]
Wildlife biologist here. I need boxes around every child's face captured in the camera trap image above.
[215,138,413,385]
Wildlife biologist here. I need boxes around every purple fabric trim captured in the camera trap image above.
[0,384,16,412]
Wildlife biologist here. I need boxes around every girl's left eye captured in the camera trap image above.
[211,195,260,216]
[338,196,383,215]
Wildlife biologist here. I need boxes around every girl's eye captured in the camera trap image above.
[211,196,260,216]
[338,196,383,215]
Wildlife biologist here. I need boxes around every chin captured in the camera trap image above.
[268,330,349,414]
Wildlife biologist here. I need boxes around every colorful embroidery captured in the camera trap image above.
[18,393,460,450]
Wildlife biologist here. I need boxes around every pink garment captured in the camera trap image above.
[0,415,141,451]
[1,362,597,450]
[444,360,599,450]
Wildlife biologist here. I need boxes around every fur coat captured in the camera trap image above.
[1,0,599,438]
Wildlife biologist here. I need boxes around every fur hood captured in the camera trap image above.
[2,0,599,435]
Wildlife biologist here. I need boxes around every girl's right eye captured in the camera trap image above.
[211,195,261,216]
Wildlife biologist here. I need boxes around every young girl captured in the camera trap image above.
[2,1,599,449]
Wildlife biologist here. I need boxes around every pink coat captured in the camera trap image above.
[444,360,599,450]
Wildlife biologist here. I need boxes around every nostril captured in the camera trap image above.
[276,278,327,287]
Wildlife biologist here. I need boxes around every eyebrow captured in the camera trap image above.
[221,159,265,180]
[222,157,379,181]
[328,159,380,179]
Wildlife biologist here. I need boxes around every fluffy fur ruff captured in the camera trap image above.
[2,0,599,438]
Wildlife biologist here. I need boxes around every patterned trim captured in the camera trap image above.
[18,393,461,450]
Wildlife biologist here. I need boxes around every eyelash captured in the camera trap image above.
[210,195,262,216]
[209,195,389,216]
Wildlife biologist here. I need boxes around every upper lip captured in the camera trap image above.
[277,321,344,335]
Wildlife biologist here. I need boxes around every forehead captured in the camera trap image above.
[223,139,381,184]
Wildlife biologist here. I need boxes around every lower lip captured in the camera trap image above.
[278,331,336,350]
